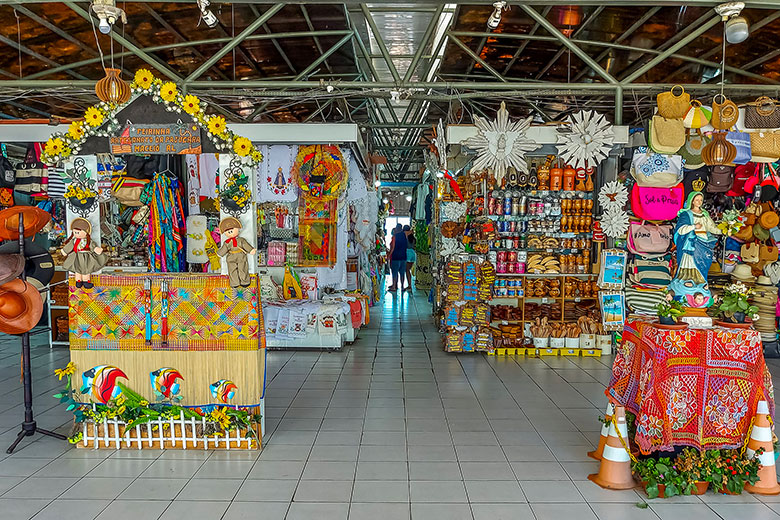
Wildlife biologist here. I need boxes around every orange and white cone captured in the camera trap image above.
[588,405,635,490]
[745,400,780,495]
[588,402,615,461]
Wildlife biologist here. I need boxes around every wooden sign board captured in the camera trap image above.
[109,121,202,155]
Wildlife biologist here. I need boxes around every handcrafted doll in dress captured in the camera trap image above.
[217,217,256,288]
[61,218,107,289]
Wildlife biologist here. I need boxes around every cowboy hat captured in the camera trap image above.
[731,263,756,282]
[0,254,24,286]
[0,278,43,334]
[0,206,50,241]
[0,239,54,290]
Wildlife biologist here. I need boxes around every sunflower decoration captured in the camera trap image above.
[84,106,104,127]
[133,68,154,90]
[292,144,346,200]
[233,136,252,157]
[250,149,263,163]
[68,121,84,140]
[44,137,65,158]
[159,82,178,102]
[207,115,226,136]
[182,94,200,115]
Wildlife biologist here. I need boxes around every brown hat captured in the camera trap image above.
[0,239,55,290]
[0,254,24,286]
[0,206,51,241]
[760,210,780,230]
[0,279,43,334]
[218,217,242,234]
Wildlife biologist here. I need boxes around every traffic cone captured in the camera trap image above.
[745,400,780,495]
[588,402,615,460]
[588,405,635,490]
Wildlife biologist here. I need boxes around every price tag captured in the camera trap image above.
[541,298,548,304]
[546,248,553,253]
[574,298,581,303]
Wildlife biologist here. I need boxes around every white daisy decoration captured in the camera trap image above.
[462,101,540,184]
[601,208,629,239]
[442,201,467,221]
[557,110,614,169]
[441,237,465,257]
[598,180,628,212]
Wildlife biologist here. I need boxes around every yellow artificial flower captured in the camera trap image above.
[160,82,178,102]
[54,361,76,381]
[250,149,263,163]
[140,400,149,407]
[68,121,84,140]
[207,115,226,136]
[134,68,154,90]
[233,137,251,157]
[84,106,104,127]
[44,137,64,157]
[182,94,200,115]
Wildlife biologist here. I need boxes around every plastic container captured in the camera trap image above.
[565,337,580,349]
[532,336,549,348]
[597,334,612,355]
[550,337,566,349]
[580,334,596,349]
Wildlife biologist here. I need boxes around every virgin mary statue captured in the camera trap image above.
[668,191,722,308]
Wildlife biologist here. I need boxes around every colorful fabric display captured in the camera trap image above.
[141,172,186,272]
[627,254,672,288]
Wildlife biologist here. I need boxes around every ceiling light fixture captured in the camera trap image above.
[197,0,219,28]
[405,195,413,202]
[715,1,749,44]
[91,0,126,35]
[486,1,508,31]
[374,180,382,188]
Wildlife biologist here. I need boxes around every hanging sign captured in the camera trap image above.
[110,120,202,155]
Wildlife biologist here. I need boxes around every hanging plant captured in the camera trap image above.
[219,158,252,217]
[557,110,614,169]
[64,157,98,217]
[40,69,263,168]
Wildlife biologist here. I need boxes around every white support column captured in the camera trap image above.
[218,154,258,276]
[63,155,102,249]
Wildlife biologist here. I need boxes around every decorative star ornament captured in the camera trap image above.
[557,110,614,169]
[463,101,539,184]
[598,180,628,212]
[601,208,629,239]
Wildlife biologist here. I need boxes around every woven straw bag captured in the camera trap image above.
[649,116,686,154]
[657,85,690,119]
[711,94,739,130]
[751,131,780,163]
[745,96,780,129]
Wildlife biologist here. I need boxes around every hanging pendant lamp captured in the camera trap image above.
[95,68,131,105]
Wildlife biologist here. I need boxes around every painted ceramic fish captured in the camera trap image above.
[150,367,183,398]
[80,365,128,404]
[209,379,237,403]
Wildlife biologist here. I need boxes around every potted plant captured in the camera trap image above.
[675,448,709,495]
[632,457,694,498]
[707,449,763,494]
[717,282,758,327]
[655,298,686,328]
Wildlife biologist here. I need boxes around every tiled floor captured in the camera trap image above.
[0,291,779,519]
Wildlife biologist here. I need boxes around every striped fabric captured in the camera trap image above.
[47,167,66,199]
[627,254,672,288]
[625,286,667,315]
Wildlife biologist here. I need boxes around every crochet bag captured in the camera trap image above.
[682,100,712,129]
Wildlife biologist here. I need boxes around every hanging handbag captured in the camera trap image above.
[627,254,673,288]
[678,131,709,168]
[760,163,780,202]
[682,166,708,197]
[627,221,672,255]
[111,174,150,207]
[657,85,691,120]
[727,162,756,197]
[0,156,15,189]
[750,131,780,163]
[649,116,686,154]
[707,165,734,193]
[744,96,780,129]
[760,244,779,262]
[725,131,751,165]
[630,183,685,221]
[682,100,712,129]
[630,146,684,187]
[702,132,737,166]
[742,242,760,263]
[711,94,740,130]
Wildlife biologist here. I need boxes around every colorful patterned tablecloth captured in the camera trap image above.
[609,318,775,454]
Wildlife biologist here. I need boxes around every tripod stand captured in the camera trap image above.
[6,212,66,454]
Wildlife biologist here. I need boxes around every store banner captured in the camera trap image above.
[110,122,202,155]
[258,145,297,202]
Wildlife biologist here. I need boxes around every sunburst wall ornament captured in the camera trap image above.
[557,110,614,169]
[601,209,629,239]
[462,101,539,184]
[598,180,628,212]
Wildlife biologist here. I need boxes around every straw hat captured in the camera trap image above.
[756,275,776,287]
[0,206,51,241]
[0,279,43,334]
[0,254,24,286]
[731,263,756,282]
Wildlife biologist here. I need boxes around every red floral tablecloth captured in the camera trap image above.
[608,318,775,454]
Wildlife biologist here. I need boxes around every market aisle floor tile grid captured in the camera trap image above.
[0,291,779,519]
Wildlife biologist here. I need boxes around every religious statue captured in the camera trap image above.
[668,191,722,308]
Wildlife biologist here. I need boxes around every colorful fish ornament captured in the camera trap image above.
[209,379,237,403]
[80,365,128,404]
[150,367,183,399]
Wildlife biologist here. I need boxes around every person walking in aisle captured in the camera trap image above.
[388,223,408,292]
[404,225,416,292]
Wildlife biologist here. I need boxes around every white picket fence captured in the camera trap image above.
[79,409,260,450]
